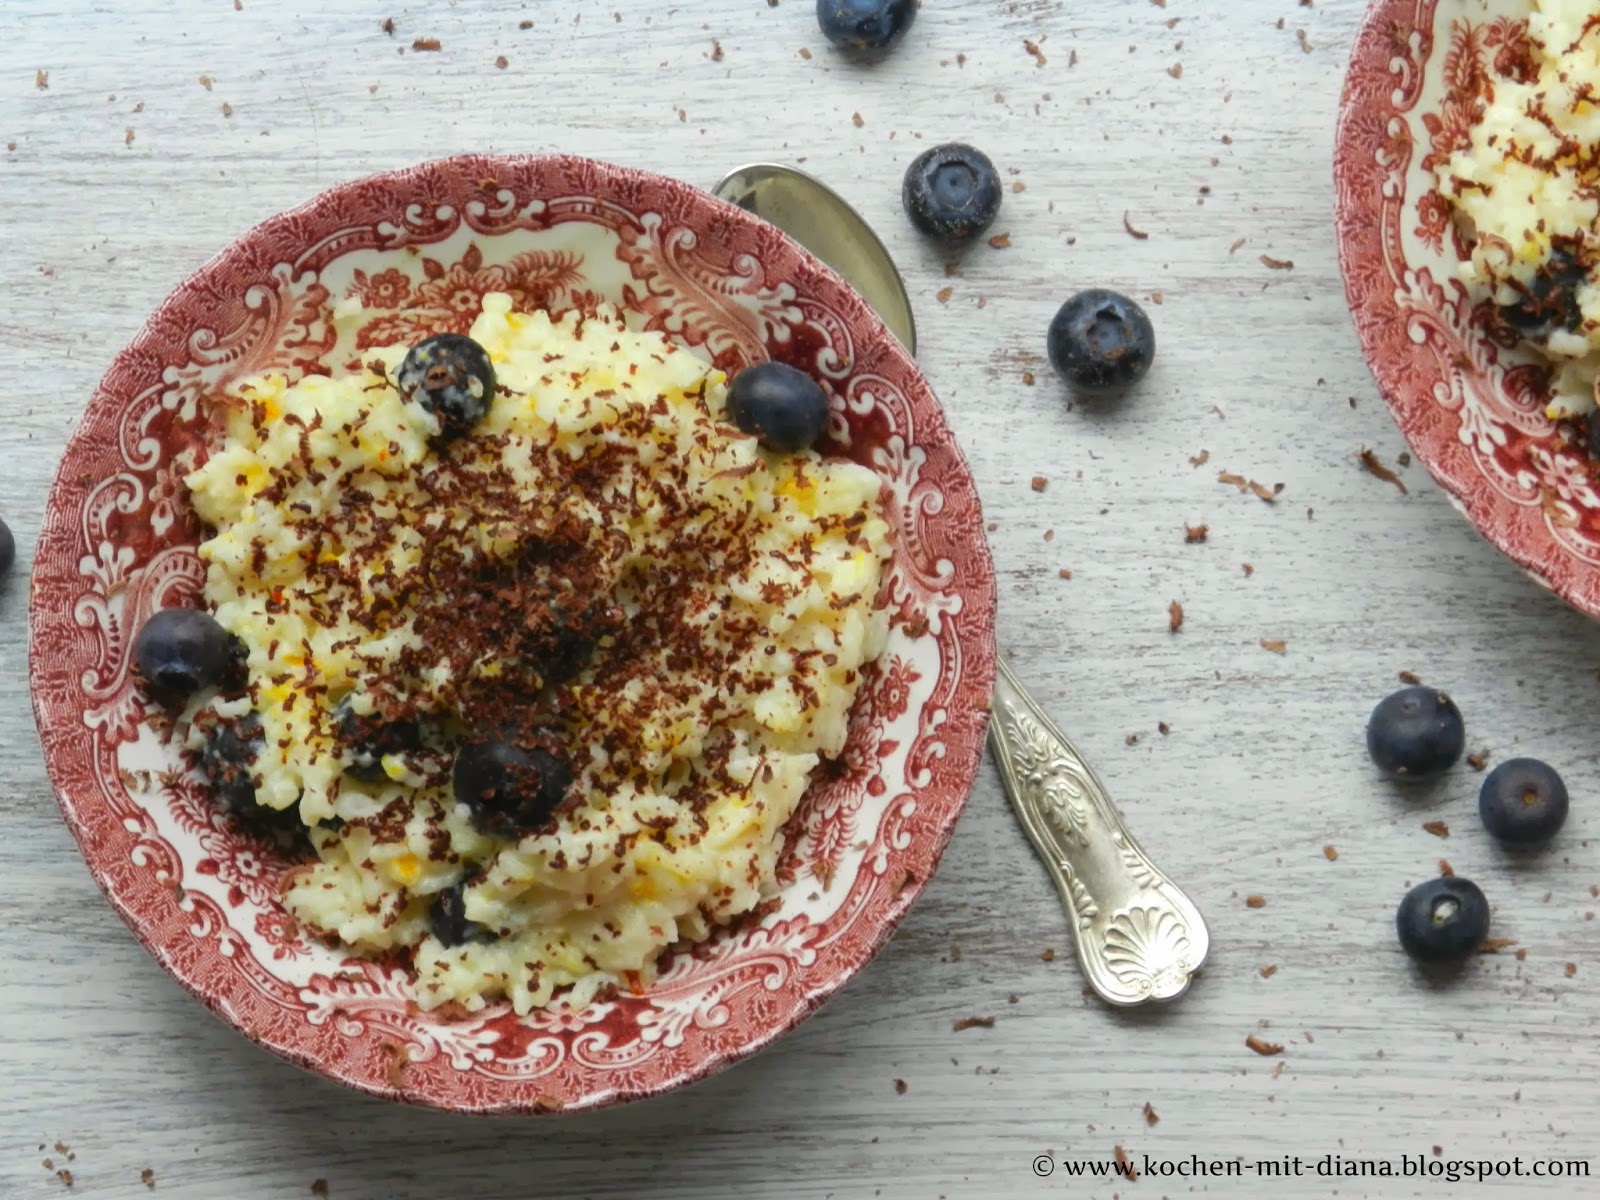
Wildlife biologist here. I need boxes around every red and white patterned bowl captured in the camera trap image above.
[29,155,997,1113]
[1336,0,1600,613]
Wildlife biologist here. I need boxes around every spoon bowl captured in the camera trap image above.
[711,162,917,355]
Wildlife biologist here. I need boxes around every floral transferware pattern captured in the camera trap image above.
[30,155,997,1113]
[1336,0,1600,616]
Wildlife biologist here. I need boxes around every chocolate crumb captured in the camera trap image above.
[311,1182,329,1198]
[380,17,395,35]
[1297,29,1313,52]
[1024,38,1047,67]
[494,55,509,68]
[1125,733,1139,746]
[1123,211,1150,239]
[894,1078,908,1094]
[953,1016,996,1031]
[1168,600,1184,633]
[1259,254,1295,270]
[1229,236,1247,254]
[1467,749,1490,771]
[1058,568,1072,580]
[1189,449,1210,467]
[1399,670,1421,684]
[383,1042,410,1087]
[1439,858,1454,876]
[1246,1034,1284,1056]
[988,233,1012,249]
[1008,993,1020,1004]
[1157,721,1170,735]
[1246,894,1266,908]
[198,74,213,90]
[1115,1146,1138,1180]
[1323,845,1338,861]
[711,39,724,61]
[1259,965,1279,978]
[1423,820,1450,838]
[519,18,533,28]
[1040,947,1056,962]
[798,47,812,59]
[1031,475,1048,492]
[936,286,953,304]
[1167,62,1183,78]
[1566,962,1577,977]
[412,37,441,51]
[1143,1102,1160,1126]
[221,102,233,116]
[1043,529,1054,541]
[1514,946,1527,960]
[1478,938,1518,954]
[1242,563,1254,576]
[1022,371,1035,385]
[1260,638,1287,655]
[57,1170,73,1187]
[1359,448,1408,494]
[36,70,49,89]
[852,111,863,127]
[1184,523,1209,543]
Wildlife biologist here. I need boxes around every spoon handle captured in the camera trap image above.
[988,658,1209,1005]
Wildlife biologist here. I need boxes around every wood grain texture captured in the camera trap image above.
[1,0,1596,1196]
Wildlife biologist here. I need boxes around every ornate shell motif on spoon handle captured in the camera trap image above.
[988,658,1209,1005]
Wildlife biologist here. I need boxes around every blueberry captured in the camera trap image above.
[430,882,495,948]
[1587,411,1600,461]
[397,333,496,440]
[452,741,573,834]
[902,144,1003,245]
[135,608,240,700]
[1047,290,1157,395]
[1366,686,1465,779]
[1478,757,1569,845]
[1501,248,1586,342]
[197,712,264,812]
[1396,876,1490,964]
[816,0,916,58]
[725,362,829,453]
[334,698,420,783]
[0,517,14,574]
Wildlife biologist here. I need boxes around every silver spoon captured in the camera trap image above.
[711,163,1209,1005]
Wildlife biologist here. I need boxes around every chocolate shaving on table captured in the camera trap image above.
[1123,211,1150,239]
[1359,447,1408,494]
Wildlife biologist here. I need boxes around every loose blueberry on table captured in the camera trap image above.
[1047,290,1157,395]
[901,143,1003,245]
[396,333,497,440]
[725,361,830,453]
[816,0,916,57]
[1396,876,1491,964]
[453,740,574,836]
[1478,757,1569,845]
[133,608,242,700]
[1365,685,1465,779]
[0,516,14,574]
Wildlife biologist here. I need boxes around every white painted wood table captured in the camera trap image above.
[2,1,1596,1196]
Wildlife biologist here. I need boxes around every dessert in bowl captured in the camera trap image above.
[29,155,996,1112]
[1337,0,1600,615]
